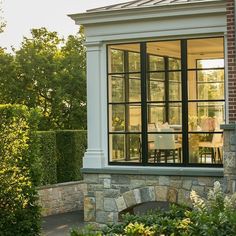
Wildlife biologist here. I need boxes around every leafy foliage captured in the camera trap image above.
[98,182,236,236]
[37,131,57,185]
[0,27,86,130]
[0,104,41,235]
[56,130,86,183]
[36,130,86,185]
[0,1,6,33]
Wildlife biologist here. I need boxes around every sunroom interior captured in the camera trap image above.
[108,37,225,166]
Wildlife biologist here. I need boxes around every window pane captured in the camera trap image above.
[110,105,125,131]
[149,55,165,71]
[110,134,125,161]
[129,105,141,131]
[110,49,124,73]
[109,75,125,102]
[129,74,141,102]
[149,72,165,80]
[169,58,181,70]
[197,59,224,69]
[169,82,181,101]
[169,71,181,82]
[188,69,225,100]
[128,134,141,162]
[148,103,166,126]
[188,102,224,132]
[148,133,182,164]
[198,83,224,100]
[197,69,224,82]
[129,52,141,72]
[148,80,165,102]
[169,103,182,128]
[189,133,223,164]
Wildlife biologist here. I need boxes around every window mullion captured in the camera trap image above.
[140,43,148,165]
[181,39,189,165]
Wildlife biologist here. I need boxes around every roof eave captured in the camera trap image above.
[69,0,226,26]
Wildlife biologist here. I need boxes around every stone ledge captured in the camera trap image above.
[220,124,236,130]
[82,167,223,177]
[37,180,85,190]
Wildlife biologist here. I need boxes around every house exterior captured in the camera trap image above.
[70,0,236,225]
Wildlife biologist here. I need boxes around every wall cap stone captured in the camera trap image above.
[82,167,223,177]
[37,180,85,190]
[220,124,236,131]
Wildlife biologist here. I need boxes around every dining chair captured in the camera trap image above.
[198,133,223,164]
[151,128,182,163]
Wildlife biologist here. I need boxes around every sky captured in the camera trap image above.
[0,0,129,52]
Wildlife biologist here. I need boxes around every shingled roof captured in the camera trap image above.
[87,0,218,13]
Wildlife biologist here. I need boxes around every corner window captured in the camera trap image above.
[108,37,225,167]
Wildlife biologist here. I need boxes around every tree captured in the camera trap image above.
[0,27,86,130]
[0,1,6,33]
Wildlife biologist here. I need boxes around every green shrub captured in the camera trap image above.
[56,130,86,183]
[70,225,102,236]
[0,104,41,235]
[37,131,57,185]
[186,181,236,236]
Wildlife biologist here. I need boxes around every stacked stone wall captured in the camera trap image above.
[222,124,236,193]
[84,174,222,225]
[38,181,87,216]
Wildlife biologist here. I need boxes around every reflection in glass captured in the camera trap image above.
[197,69,224,82]
[169,71,181,82]
[169,58,181,70]
[148,80,165,101]
[198,83,224,100]
[129,75,141,102]
[129,52,141,72]
[148,104,165,126]
[129,105,141,131]
[149,55,165,71]
[111,105,125,131]
[110,75,125,102]
[148,72,165,101]
[188,102,224,132]
[169,82,181,101]
[110,49,124,73]
[148,133,182,163]
[189,133,223,164]
[169,103,182,126]
[149,72,165,81]
[110,134,125,161]
[128,134,141,161]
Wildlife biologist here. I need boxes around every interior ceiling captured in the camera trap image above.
[111,38,224,59]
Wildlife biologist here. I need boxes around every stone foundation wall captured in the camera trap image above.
[38,181,87,216]
[84,173,223,225]
[221,124,236,193]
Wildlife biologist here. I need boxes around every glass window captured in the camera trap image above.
[108,37,224,167]
[110,49,124,73]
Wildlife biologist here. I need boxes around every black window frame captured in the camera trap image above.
[107,37,225,168]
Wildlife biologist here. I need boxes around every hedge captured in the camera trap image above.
[56,130,86,183]
[37,131,57,185]
[37,130,86,185]
[0,104,41,235]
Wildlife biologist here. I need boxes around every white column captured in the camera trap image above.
[83,41,105,169]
